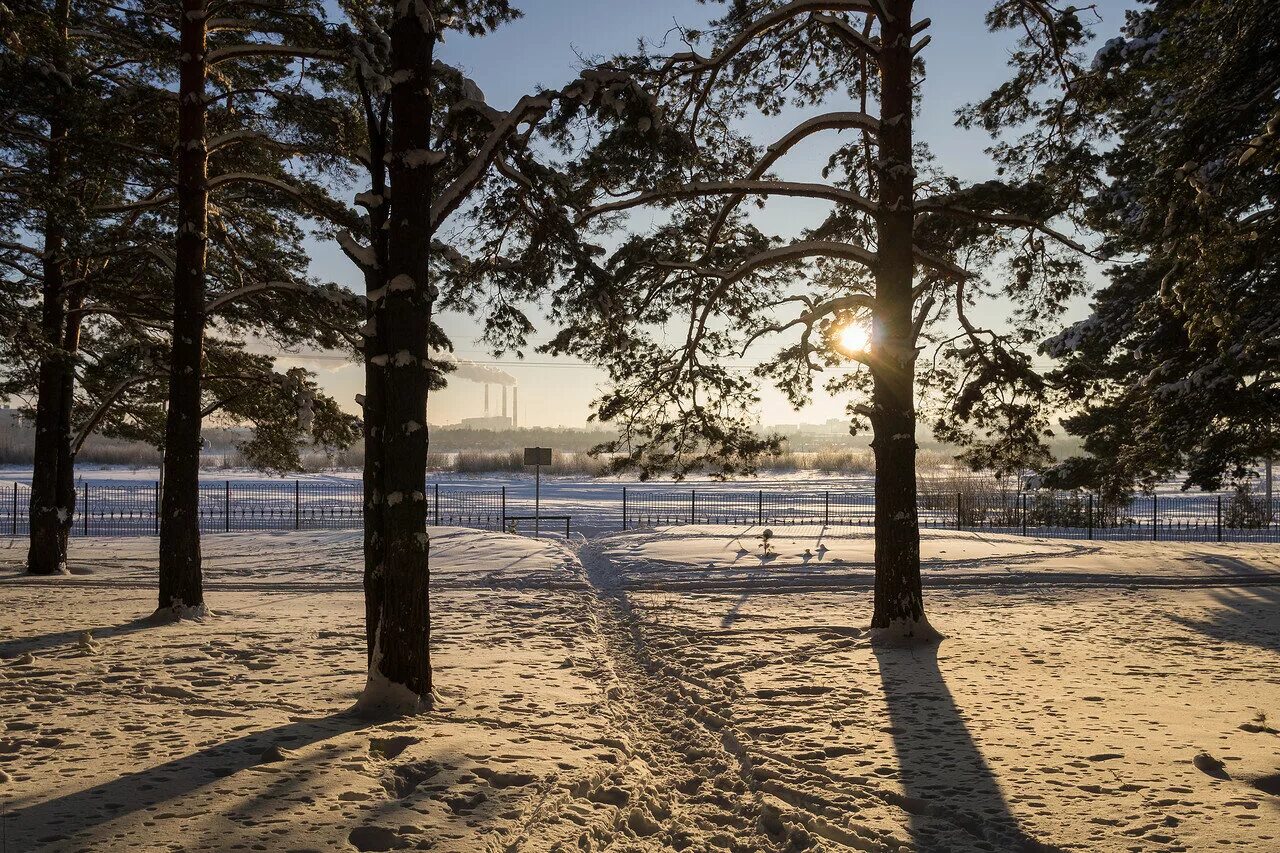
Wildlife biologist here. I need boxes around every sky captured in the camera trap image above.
[289,0,1139,430]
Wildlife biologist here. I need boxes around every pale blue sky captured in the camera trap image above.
[295,0,1136,429]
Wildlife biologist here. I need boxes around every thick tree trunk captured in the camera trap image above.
[27,0,72,577]
[869,0,937,644]
[27,223,70,575]
[158,0,209,616]
[362,105,390,665]
[358,5,435,712]
[54,297,84,558]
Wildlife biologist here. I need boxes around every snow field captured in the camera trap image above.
[0,525,1277,851]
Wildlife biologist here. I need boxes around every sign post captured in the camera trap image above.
[523,447,552,537]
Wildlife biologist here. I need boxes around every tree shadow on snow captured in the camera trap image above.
[0,612,169,658]
[4,712,372,849]
[1165,584,1280,653]
[874,644,1060,852]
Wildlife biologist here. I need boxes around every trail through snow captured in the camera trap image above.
[0,525,1277,851]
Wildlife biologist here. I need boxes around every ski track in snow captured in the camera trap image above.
[0,525,1277,851]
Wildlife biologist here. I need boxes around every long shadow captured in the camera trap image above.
[3,712,371,850]
[1166,584,1280,653]
[874,644,1060,852]
[0,613,168,658]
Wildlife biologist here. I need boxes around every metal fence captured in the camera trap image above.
[3,479,1277,544]
[621,486,1280,543]
[0,481,509,538]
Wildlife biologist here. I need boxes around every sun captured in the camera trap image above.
[836,321,871,354]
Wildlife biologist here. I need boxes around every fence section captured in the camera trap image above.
[0,480,510,538]
[622,486,1280,543]
[4,479,1278,544]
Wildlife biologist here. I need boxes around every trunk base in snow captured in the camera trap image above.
[869,616,944,647]
[352,668,439,718]
[150,601,213,623]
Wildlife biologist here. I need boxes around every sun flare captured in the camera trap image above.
[836,322,871,354]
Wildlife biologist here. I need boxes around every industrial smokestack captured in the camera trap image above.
[512,386,518,428]
[484,383,490,416]
[502,386,508,419]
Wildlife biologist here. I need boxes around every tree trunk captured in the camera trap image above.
[358,4,435,712]
[27,220,70,575]
[361,93,390,665]
[158,0,209,616]
[54,296,84,559]
[869,0,937,644]
[26,0,72,577]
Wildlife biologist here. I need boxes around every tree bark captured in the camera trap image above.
[26,0,73,577]
[359,3,435,710]
[869,0,936,643]
[158,0,209,615]
[360,82,390,665]
[54,294,84,557]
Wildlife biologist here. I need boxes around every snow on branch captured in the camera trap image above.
[915,198,1091,255]
[207,43,344,66]
[661,1,877,75]
[431,69,653,230]
[337,231,378,271]
[656,239,878,283]
[204,280,361,316]
[700,112,879,255]
[583,180,877,223]
[812,13,879,55]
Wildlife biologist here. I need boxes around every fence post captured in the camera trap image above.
[1217,495,1223,542]
[824,491,830,527]
[1087,493,1094,540]
[83,482,89,536]
[154,481,160,534]
[621,487,627,531]
[434,483,440,526]
[502,486,507,530]
[956,492,962,529]
[690,489,696,525]
[757,490,763,526]
[225,481,231,532]
[1152,495,1158,542]
[294,480,301,530]
[11,482,17,536]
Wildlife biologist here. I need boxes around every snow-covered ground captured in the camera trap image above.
[1,525,1277,851]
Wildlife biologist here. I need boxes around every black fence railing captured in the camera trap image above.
[2,480,1276,544]
[621,486,1280,543]
[0,481,514,538]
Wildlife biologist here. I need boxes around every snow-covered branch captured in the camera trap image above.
[701,112,879,255]
[204,280,306,315]
[661,1,877,75]
[583,180,877,222]
[207,44,343,66]
[656,239,878,283]
[813,13,880,56]
[916,198,1091,255]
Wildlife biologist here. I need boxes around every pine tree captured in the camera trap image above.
[331,0,658,711]
[118,0,364,615]
[541,0,1092,643]
[0,2,363,587]
[984,1,1280,496]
